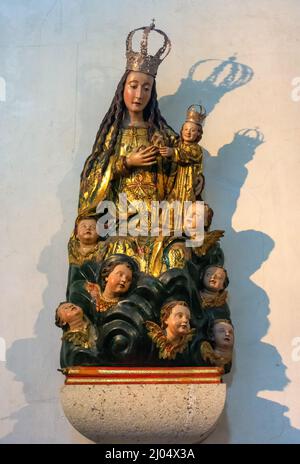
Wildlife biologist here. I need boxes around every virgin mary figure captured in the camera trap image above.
[78,22,177,220]
[69,22,203,276]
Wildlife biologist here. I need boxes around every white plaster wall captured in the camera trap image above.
[1,0,300,443]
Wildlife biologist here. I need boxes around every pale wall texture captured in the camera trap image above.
[1,0,300,444]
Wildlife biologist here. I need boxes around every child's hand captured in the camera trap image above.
[159,147,174,158]
[151,133,165,147]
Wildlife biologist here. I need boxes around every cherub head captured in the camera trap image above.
[98,254,139,298]
[55,302,84,330]
[160,300,191,342]
[213,319,234,350]
[184,201,204,240]
[181,121,203,144]
[75,216,99,246]
[200,265,229,293]
[207,319,234,351]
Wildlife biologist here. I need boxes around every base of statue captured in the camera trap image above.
[60,366,226,444]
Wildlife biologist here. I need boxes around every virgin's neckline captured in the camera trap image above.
[122,122,149,129]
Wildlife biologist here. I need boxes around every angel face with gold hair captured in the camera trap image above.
[200,319,234,373]
[145,300,196,360]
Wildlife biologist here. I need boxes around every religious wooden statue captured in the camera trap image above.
[56,21,234,373]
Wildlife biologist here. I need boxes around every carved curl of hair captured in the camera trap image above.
[204,203,214,230]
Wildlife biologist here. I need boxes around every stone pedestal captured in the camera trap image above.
[60,367,226,444]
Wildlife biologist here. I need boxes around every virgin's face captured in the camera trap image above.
[105,264,133,296]
[123,71,154,114]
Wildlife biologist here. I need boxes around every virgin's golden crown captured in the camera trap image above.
[126,21,171,77]
[186,104,207,126]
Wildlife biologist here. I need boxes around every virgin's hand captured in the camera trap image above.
[126,146,158,167]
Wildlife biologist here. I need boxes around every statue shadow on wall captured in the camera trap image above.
[159,55,253,131]
[2,56,300,444]
[159,56,300,443]
[1,220,88,443]
[0,61,121,444]
[1,60,125,444]
[0,81,96,444]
